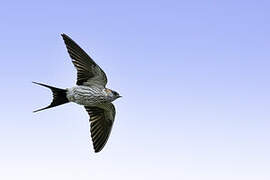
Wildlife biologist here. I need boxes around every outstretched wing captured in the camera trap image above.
[61,34,107,87]
[84,103,116,153]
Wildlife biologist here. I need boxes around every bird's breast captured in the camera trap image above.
[66,86,108,106]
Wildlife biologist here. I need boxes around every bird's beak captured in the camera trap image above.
[118,95,122,98]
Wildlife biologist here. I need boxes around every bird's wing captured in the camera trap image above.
[61,34,107,87]
[84,103,116,153]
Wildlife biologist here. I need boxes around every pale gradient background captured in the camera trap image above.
[0,1,269,180]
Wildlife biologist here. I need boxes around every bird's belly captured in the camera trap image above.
[67,86,107,106]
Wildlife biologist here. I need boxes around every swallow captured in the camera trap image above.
[33,34,121,153]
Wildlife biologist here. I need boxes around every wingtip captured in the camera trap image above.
[94,145,105,153]
[93,145,102,153]
[61,33,70,39]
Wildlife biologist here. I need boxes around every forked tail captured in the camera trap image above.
[33,82,69,113]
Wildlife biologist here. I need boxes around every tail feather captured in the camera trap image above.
[33,82,69,113]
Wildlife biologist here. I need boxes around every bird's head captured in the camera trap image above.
[105,89,122,101]
[112,90,122,99]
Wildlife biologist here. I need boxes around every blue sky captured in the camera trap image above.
[0,0,269,179]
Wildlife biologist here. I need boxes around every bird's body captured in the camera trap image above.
[66,86,114,106]
[33,34,121,153]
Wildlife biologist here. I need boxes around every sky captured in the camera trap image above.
[0,0,269,179]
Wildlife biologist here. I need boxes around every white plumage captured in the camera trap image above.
[66,86,114,106]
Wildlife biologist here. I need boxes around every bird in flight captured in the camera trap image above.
[33,34,121,153]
